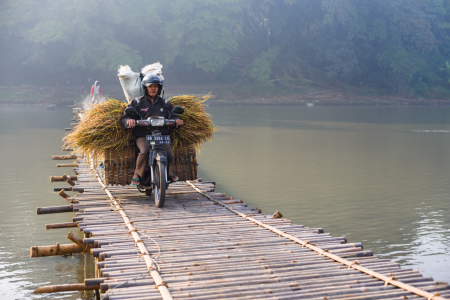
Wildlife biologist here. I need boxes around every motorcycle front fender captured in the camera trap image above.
[149,150,167,166]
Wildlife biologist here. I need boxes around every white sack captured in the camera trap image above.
[117,62,164,103]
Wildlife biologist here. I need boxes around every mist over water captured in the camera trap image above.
[0,105,449,300]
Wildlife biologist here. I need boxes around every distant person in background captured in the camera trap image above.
[91,81,101,104]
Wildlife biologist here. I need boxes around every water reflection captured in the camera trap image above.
[199,105,450,282]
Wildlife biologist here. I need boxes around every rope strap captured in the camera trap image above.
[348,260,360,269]
[319,249,329,255]
[384,275,397,286]
[155,281,168,289]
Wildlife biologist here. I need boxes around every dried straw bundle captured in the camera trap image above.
[64,95,214,159]
[169,94,215,150]
[63,99,133,160]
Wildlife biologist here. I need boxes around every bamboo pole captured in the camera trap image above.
[50,175,78,182]
[34,283,99,293]
[52,155,77,160]
[54,187,85,192]
[36,205,73,214]
[57,163,78,167]
[62,174,76,186]
[30,243,82,257]
[46,222,77,229]
[66,231,89,252]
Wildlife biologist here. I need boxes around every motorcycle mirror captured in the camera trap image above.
[125,107,141,119]
[172,106,184,115]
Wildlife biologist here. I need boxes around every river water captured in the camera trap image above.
[0,105,449,299]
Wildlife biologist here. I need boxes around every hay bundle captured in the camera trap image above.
[63,99,133,161]
[169,94,215,150]
[64,95,214,159]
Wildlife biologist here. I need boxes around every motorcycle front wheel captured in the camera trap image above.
[153,161,166,208]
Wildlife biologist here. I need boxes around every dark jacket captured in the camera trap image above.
[121,95,180,138]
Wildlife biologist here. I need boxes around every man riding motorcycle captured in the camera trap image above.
[121,74,183,185]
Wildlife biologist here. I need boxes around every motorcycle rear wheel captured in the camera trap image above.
[153,161,166,208]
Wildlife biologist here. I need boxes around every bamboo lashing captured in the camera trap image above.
[90,161,173,300]
[185,181,449,300]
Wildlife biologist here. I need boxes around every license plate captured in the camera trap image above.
[146,135,170,145]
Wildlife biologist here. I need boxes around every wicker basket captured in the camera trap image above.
[101,142,136,186]
[172,144,198,181]
[101,142,197,185]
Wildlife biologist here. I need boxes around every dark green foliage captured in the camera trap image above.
[1,0,450,98]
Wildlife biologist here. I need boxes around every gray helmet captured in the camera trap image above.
[142,74,163,96]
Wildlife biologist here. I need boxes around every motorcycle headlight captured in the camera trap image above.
[150,118,165,127]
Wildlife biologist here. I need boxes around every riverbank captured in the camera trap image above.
[1,85,450,106]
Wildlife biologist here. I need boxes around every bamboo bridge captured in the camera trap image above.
[30,107,450,300]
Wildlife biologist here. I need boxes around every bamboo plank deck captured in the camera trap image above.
[34,105,450,299]
[55,158,449,300]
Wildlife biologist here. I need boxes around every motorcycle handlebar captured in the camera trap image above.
[134,119,178,127]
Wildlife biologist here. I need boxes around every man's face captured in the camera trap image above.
[147,84,159,97]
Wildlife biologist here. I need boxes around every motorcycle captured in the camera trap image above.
[125,105,184,208]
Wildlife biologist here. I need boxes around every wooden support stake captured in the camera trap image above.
[36,205,73,215]
[46,222,77,230]
[62,148,73,152]
[33,283,99,293]
[66,231,88,252]
[58,189,69,199]
[30,243,82,257]
[62,174,76,186]
[52,155,77,160]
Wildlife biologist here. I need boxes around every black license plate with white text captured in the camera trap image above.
[146,135,170,145]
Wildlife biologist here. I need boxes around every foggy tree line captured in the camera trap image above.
[1,0,450,97]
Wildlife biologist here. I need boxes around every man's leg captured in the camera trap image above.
[135,137,151,178]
